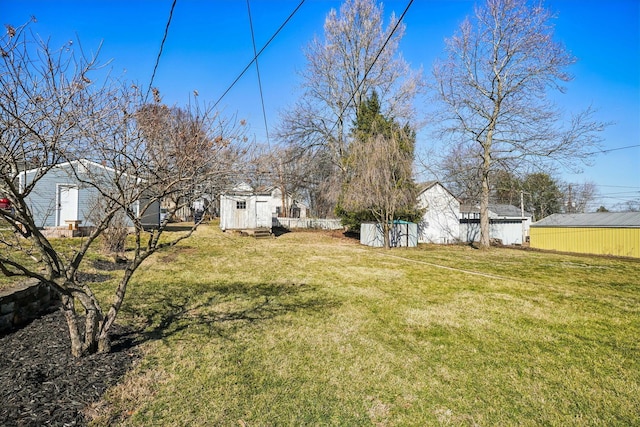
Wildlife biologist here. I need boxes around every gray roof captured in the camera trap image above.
[488,204,531,218]
[532,212,640,228]
[460,203,532,218]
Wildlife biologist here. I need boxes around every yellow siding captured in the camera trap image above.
[530,227,640,258]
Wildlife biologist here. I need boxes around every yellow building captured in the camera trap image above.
[530,212,640,258]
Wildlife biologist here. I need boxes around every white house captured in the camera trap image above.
[460,204,532,245]
[219,183,307,231]
[416,182,460,244]
[263,186,307,219]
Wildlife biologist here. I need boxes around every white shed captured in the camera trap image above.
[219,183,309,231]
[416,182,460,244]
[219,183,272,231]
[360,221,418,248]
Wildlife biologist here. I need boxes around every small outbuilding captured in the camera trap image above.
[460,204,532,245]
[219,183,272,231]
[530,212,640,258]
[219,183,308,232]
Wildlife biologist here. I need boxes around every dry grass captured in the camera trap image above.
[45,224,640,425]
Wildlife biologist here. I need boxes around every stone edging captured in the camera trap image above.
[0,279,55,333]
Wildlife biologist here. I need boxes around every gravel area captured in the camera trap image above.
[0,309,140,426]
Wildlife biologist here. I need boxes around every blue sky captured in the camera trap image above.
[3,0,639,210]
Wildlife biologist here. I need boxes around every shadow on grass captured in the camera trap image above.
[124,281,338,344]
[272,227,290,237]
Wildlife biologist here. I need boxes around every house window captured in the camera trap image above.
[236,201,246,210]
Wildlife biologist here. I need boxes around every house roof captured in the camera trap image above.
[489,204,531,218]
[23,158,120,175]
[460,204,480,213]
[417,181,458,200]
[460,203,532,218]
[532,212,640,228]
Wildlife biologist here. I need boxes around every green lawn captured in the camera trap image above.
[89,224,639,426]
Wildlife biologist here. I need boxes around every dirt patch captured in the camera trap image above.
[76,272,112,283]
[0,309,140,426]
[159,246,196,263]
[92,259,128,271]
[326,229,360,242]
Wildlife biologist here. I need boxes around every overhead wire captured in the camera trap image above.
[246,0,270,146]
[145,0,178,104]
[213,0,306,111]
[587,144,640,155]
[328,0,414,137]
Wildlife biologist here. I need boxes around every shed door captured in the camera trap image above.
[256,200,271,228]
[57,185,79,226]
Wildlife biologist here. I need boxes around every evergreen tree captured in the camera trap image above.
[336,92,421,236]
[522,173,563,220]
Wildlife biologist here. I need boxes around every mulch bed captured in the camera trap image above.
[0,309,140,426]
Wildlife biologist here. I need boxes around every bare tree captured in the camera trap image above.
[297,148,341,218]
[249,144,313,217]
[432,0,606,248]
[614,199,640,212]
[0,22,245,356]
[341,125,417,249]
[562,181,597,213]
[135,101,245,219]
[437,142,484,204]
[276,0,422,212]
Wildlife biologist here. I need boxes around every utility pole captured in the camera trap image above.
[520,190,525,245]
[567,184,573,213]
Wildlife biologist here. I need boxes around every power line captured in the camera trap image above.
[213,0,306,110]
[145,0,178,104]
[596,184,640,189]
[330,0,414,136]
[587,144,640,155]
[247,0,270,146]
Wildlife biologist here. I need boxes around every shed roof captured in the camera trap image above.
[222,182,271,196]
[532,212,640,228]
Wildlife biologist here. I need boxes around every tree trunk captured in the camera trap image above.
[61,296,84,358]
[383,222,391,249]
[280,184,287,218]
[98,335,111,353]
[480,171,491,249]
[479,131,493,249]
[60,293,104,357]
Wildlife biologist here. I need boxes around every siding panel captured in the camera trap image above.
[530,227,640,258]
